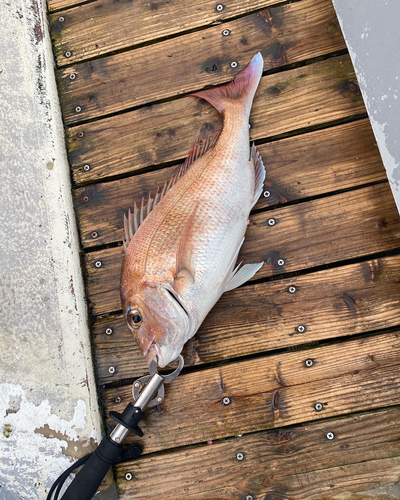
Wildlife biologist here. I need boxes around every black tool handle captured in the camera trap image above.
[61,436,122,500]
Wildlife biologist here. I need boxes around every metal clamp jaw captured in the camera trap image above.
[109,355,184,444]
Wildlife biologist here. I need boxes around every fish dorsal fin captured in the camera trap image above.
[123,132,220,250]
[250,143,266,208]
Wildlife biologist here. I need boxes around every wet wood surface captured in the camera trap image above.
[49,0,282,64]
[94,254,400,383]
[57,0,346,124]
[48,0,400,497]
[69,54,365,186]
[115,407,400,498]
[84,182,400,316]
[104,331,400,454]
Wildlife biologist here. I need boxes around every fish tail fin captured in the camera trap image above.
[192,52,264,116]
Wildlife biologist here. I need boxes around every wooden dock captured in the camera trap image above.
[48,0,400,497]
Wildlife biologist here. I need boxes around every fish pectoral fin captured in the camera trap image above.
[224,262,264,293]
[122,132,220,250]
[250,143,266,208]
[174,206,198,291]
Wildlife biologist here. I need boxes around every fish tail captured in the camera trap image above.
[192,52,264,116]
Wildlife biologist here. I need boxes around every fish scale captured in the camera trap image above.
[121,53,266,368]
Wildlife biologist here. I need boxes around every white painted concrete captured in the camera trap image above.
[0,0,103,498]
[333,0,400,215]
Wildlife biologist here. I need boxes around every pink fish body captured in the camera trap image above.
[121,53,266,367]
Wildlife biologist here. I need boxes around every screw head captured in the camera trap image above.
[230,61,238,68]
[125,472,132,481]
[236,452,244,461]
[91,231,98,238]
[288,285,296,293]
[134,381,141,388]
[64,51,72,58]
[157,396,163,403]
[77,131,84,138]
[222,29,230,36]
[95,260,102,268]
[268,218,276,226]
[222,397,231,405]
[83,196,89,203]
[314,402,324,411]
[83,164,91,171]
[305,359,313,367]
[114,436,121,443]
[263,190,271,198]
[114,396,122,403]
[216,3,224,11]
[69,73,76,80]
[297,325,306,333]
[108,366,116,374]
[58,16,65,22]
[326,432,335,440]
[105,327,113,335]
[246,496,253,500]
[277,258,285,266]
[75,106,82,113]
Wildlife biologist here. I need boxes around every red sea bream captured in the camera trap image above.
[121,52,266,368]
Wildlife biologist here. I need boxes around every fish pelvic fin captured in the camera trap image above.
[250,143,266,208]
[123,133,220,250]
[225,262,264,293]
[191,52,264,116]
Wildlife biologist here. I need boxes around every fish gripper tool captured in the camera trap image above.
[47,355,184,500]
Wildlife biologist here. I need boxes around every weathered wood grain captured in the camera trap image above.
[115,408,400,498]
[69,54,364,185]
[49,0,283,64]
[74,119,382,247]
[57,0,346,124]
[84,183,400,316]
[47,0,79,12]
[93,254,400,383]
[103,331,400,454]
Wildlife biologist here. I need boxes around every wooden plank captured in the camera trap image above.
[57,0,346,124]
[49,0,282,64]
[103,331,400,454]
[69,54,365,185]
[84,182,400,316]
[94,254,400,383]
[115,408,400,498]
[74,119,382,247]
[47,0,79,12]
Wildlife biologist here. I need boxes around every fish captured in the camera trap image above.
[120,52,266,368]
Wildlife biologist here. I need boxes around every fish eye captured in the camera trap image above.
[127,308,143,329]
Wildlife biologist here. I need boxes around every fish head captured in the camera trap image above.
[121,281,191,368]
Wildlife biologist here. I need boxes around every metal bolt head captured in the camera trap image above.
[58,16,65,22]
[263,190,271,198]
[297,325,306,333]
[326,432,335,440]
[83,164,91,171]
[69,73,76,80]
[222,29,230,36]
[105,327,113,335]
[95,260,102,268]
[305,359,313,367]
[230,61,238,68]
[277,258,285,266]
[77,131,84,138]
[245,496,253,500]
[314,402,324,411]
[83,196,89,203]
[236,452,244,461]
[222,397,231,405]
[268,218,276,226]
[157,396,163,403]
[108,366,116,374]
[134,381,141,388]
[114,396,122,403]
[75,106,82,113]
[91,231,97,238]
[288,285,296,293]
[114,436,121,443]
[64,51,72,58]
[216,3,224,11]
[125,472,132,481]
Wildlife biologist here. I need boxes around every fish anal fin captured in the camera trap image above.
[250,143,266,207]
[225,262,264,293]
